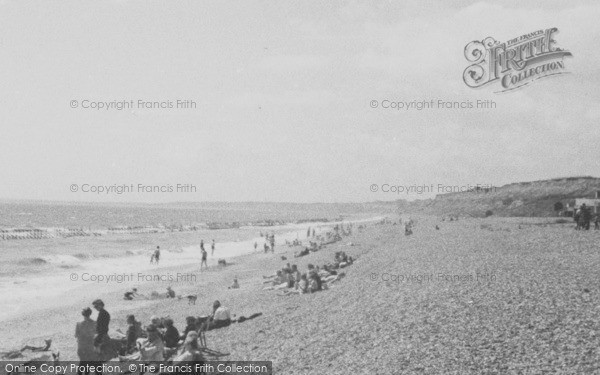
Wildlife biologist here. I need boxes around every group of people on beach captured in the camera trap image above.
[123,286,176,301]
[263,251,353,295]
[75,298,235,368]
[200,239,217,268]
[291,224,353,258]
[150,240,218,269]
[260,233,276,253]
[74,299,113,368]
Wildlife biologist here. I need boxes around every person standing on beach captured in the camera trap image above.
[201,248,208,269]
[154,246,161,265]
[254,241,258,251]
[92,299,112,361]
[200,240,205,252]
[211,239,216,256]
[307,227,311,238]
[75,307,99,373]
[270,234,275,253]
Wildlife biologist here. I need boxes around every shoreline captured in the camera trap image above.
[1,216,383,337]
[0,217,369,356]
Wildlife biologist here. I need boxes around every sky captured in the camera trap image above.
[0,0,598,203]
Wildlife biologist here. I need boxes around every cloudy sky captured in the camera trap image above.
[0,0,598,203]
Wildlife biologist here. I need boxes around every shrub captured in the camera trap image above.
[485,210,493,217]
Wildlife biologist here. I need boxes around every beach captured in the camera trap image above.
[3,215,600,373]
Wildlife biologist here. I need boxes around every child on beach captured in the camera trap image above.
[123,288,138,300]
[229,277,240,289]
[211,239,216,256]
[166,286,175,298]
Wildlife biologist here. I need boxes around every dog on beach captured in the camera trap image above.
[218,259,227,266]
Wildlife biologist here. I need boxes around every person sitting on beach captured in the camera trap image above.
[149,316,166,332]
[75,308,99,364]
[279,273,309,296]
[166,286,175,299]
[323,271,345,285]
[146,317,166,341]
[263,271,288,290]
[228,277,240,289]
[282,263,292,274]
[294,247,310,258]
[308,272,322,293]
[138,324,164,361]
[283,271,295,288]
[269,270,286,284]
[180,316,197,340]
[125,315,142,354]
[318,266,332,279]
[298,274,309,293]
[262,271,278,280]
[162,318,180,349]
[291,265,302,285]
[172,331,203,362]
[202,300,232,331]
[123,288,138,301]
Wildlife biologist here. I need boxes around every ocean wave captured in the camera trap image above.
[19,255,82,266]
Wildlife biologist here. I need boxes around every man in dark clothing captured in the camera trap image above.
[163,318,180,349]
[93,299,110,347]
